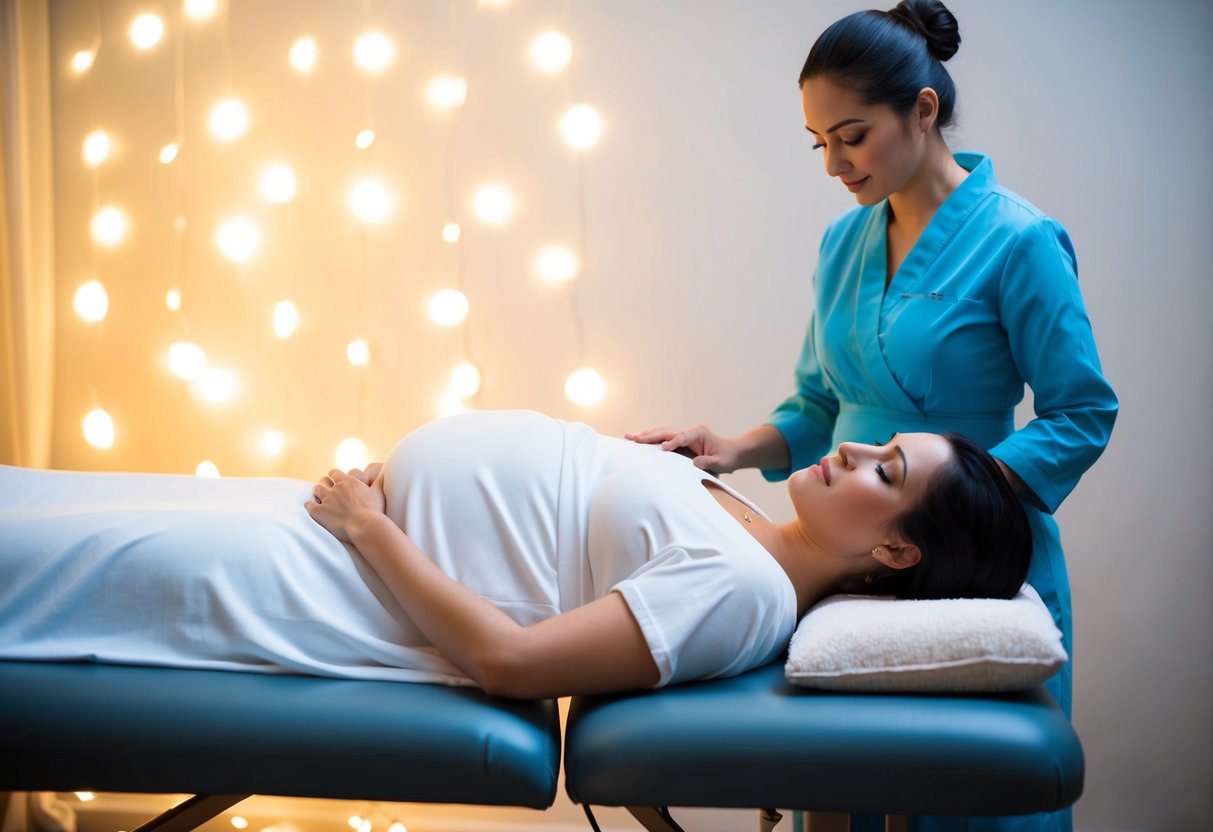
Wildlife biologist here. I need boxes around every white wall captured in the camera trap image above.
[46,1,1211,830]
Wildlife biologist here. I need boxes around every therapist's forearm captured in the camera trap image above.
[736,424,792,471]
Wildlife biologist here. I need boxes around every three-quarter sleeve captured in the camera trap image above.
[990,218,1119,513]
[763,312,840,482]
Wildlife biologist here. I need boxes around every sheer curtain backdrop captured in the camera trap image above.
[0,0,54,468]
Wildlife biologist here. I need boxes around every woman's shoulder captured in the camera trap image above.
[818,202,881,254]
[965,155,1068,238]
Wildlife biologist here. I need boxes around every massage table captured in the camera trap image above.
[565,661,1084,831]
[1,657,1082,832]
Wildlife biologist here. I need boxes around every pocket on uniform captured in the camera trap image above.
[899,292,959,304]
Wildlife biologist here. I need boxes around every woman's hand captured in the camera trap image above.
[346,462,384,486]
[305,469,387,543]
[624,424,742,473]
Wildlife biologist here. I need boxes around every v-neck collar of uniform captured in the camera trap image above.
[849,152,996,415]
[881,151,995,295]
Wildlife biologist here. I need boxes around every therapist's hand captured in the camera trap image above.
[625,424,742,473]
[306,469,387,544]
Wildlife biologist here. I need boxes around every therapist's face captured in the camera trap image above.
[801,77,929,206]
[787,432,953,563]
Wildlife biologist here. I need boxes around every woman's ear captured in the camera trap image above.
[871,541,921,571]
[915,87,940,133]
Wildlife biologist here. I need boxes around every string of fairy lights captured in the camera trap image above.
[68,0,605,477]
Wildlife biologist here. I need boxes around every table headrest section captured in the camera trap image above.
[564,661,1083,816]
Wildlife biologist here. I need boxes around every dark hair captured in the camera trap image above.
[798,0,961,131]
[869,432,1032,600]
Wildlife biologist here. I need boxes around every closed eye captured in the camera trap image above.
[876,462,892,485]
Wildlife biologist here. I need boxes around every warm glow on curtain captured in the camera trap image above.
[0,0,54,468]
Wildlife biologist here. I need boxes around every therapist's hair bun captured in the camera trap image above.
[800,0,961,130]
[888,0,961,63]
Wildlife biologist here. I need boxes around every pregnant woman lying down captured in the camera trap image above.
[0,409,1030,699]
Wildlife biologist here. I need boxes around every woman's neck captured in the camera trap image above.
[750,519,858,618]
[886,136,968,233]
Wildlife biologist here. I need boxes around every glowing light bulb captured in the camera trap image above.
[260,429,286,457]
[346,339,371,366]
[74,793,96,803]
[73,280,109,323]
[448,361,481,399]
[259,162,297,203]
[91,206,129,247]
[196,460,220,478]
[273,300,299,339]
[348,817,363,830]
[215,217,260,263]
[428,289,469,327]
[436,392,470,417]
[348,178,393,224]
[184,0,218,21]
[160,142,179,164]
[355,129,376,149]
[565,367,606,407]
[353,31,395,74]
[442,222,461,243]
[168,342,207,380]
[472,183,514,225]
[230,816,248,829]
[530,31,572,74]
[82,130,111,167]
[130,13,165,50]
[82,408,115,449]
[358,821,372,832]
[71,50,96,73]
[535,246,578,285]
[388,823,408,832]
[195,368,237,403]
[560,104,603,150]
[336,438,370,471]
[166,288,182,311]
[425,75,467,110]
[290,36,318,74]
[209,98,249,142]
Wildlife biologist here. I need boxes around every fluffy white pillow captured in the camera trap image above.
[784,584,1067,692]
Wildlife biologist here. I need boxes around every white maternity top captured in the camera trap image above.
[0,411,796,687]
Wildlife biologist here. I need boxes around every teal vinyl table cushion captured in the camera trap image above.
[0,660,561,808]
[565,661,1083,816]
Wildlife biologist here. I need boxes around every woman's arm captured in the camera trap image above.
[990,219,1119,512]
[306,471,659,699]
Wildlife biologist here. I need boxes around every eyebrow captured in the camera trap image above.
[895,445,908,487]
[804,118,866,135]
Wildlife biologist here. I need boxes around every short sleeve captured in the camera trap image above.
[612,545,796,687]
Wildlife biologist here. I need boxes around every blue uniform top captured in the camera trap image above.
[765,151,1117,513]
[765,152,1118,724]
